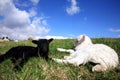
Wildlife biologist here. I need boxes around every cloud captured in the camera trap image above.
[0,0,49,40]
[109,28,120,38]
[45,36,68,39]
[109,28,120,32]
[35,35,69,39]
[29,8,37,17]
[30,0,40,5]
[118,35,120,37]
[66,0,80,15]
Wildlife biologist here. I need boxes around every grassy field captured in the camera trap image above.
[0,38,120,80]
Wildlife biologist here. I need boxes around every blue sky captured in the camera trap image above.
[0,0,120,40]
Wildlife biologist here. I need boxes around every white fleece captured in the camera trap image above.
[53,35,119,72]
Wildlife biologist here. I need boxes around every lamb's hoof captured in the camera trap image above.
[92,65,105,72]
[52,58,56,61]
[57,48,65,52]
[64,56,68,59]
[13,66,21,72]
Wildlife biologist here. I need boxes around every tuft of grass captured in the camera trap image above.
[0,38,120,80]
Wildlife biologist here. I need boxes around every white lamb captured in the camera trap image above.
[53,35,119,72]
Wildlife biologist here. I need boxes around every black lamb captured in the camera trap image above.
[0,38,53,71]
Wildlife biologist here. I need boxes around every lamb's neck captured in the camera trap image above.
[75,42,92,50]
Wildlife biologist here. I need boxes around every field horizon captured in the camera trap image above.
[0,38,120,80]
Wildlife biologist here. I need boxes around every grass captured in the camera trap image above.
[0,38,120,80]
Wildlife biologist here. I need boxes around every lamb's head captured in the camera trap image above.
[74,35,92,50]
[32,38,53,55]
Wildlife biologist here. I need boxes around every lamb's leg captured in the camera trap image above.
[64,52,77,60]
[52,58,82,66]
[11,57,18,65]
[13,58,28,71]
[57,48,75,59]
[11,57,20,71]
[57,48,74,54]
[44,56,52,61]
[92,64,107,72]
[64,56,73,60]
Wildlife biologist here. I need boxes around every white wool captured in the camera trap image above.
[53,35,119,72]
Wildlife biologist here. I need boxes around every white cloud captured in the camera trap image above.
[34,35,69,39]
[30,0,40,5]
[109,28,120,38]
[0,0,49,40]
[66,0,80,15]
[109,28,120,32]
[118,35,120,37]
[45,36,68,39]
[29,8,37,17]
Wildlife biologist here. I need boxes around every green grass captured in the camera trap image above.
[0,38,120,80]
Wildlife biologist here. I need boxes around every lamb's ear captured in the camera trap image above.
[48,38,53,43]
[82,35,85,41]
[32,40,38,44]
